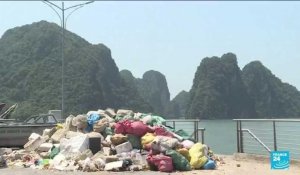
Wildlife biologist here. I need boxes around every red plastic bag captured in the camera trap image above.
[115,120,152,137]
[146,154,173,172]
[129,121,151,136]
[114,122,125,134]
[154,127,174,138]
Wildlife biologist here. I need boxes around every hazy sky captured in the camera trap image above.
[1,1,300,99]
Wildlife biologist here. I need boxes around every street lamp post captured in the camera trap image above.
[42,1,94,118]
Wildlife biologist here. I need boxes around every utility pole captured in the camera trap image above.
[42,1,94,118]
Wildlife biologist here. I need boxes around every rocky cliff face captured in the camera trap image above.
[165,90,190,118]
[242,61,300,117]
[186,53,256,119]
[2,21,299,119]
[119,70,153,113]
[136,70,170,116]
[0,21,137,118]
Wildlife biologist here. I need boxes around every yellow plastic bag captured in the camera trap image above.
[56,123,64,129]
[177,148,191,162]
[110,134,128,146]
[189,143,208,169]
[141,133,155,147]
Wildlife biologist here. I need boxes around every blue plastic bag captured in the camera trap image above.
[86,113,101,132]
[203,159,216,170]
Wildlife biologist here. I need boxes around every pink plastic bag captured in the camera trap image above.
[154,127,174,138]
[114,120,152,137]
[129,121,151,136]
[114,122,125,134]
[146,154,173,172]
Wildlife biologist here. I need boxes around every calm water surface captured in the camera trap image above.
[168,119,300,159]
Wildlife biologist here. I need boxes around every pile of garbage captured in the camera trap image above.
[1,109,221,172]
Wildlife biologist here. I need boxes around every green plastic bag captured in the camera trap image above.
[175,129,194,141]
[123,114,135,121]
[127,134,142,149]
[149,116,166,126]
[166,149,191,171]
[42,159,50,165]
[49,146,60,159]
[103,127,114,138]
[115,114,124,122]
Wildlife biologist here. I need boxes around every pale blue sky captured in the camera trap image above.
[1,1,300,99]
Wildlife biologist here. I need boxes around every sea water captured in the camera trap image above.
[168,120,300,159]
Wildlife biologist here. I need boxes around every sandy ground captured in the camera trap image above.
[0,154,299,175]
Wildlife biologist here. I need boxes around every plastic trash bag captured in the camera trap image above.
[166,149,191,171]
[114,120,151,137]
[127,134,142,149]
[86,114,101,132]
[154,126,174,138]
[146,154,173,172]
[175,129,194,141]
[111,134,128,146]
[203,159,216,170]
[181,140,195,149]
[189,143,208,169]
[177,148,191,162]
[141,133,156,148]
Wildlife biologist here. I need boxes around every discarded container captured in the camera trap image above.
[49,146,60,159]
[60,134,89,157]
[115,141,133,154]
[89,137,101,154]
